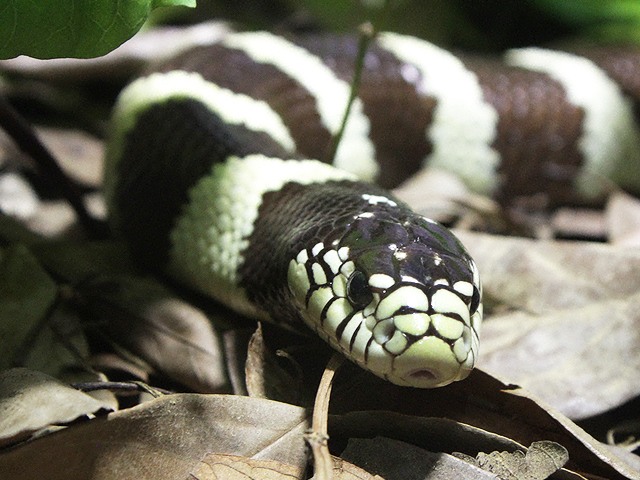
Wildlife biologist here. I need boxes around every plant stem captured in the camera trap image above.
[325,22,376,164]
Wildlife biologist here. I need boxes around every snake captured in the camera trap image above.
[104,31,640,388]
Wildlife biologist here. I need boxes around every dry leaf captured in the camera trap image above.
[24,195,105,238]
[191,453,382,480]
[478,292,640,419]
[35,127,103,187]
[0,368,113,448]
[330,457,386,480]
[245,323,302,404]
[455,231,640,419]
[0,244,58,370]
[328,368,640,480]
[0,172,39,219]
[606,191,640,247]
[342,436,500,479]
[190,453,302,480]
[550,208,606,240]
[456,231,640,313]
[223,328,254,396]
[472,441,568,480]
[393,167,473,221]
[19,304,90,378]
[78,275,230,393]
[0,394,310,480]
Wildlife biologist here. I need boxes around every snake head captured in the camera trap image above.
[287,209,481,388]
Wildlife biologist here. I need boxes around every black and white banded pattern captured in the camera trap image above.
[107,30,640,387]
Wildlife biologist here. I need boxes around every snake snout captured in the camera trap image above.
[386,329,474,388]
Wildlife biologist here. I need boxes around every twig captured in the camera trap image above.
[325,22,376,164]
[0,94,108,239]
[304,352,345,480]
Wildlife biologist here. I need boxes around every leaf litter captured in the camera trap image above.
[1,132,640,480]
[2,23,640,480]
[455,231,640,420]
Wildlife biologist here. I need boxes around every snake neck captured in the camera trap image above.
[238,179,401,327]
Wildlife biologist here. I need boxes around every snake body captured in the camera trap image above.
[105,31,640,388]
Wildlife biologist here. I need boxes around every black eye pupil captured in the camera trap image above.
[347,271,373,309]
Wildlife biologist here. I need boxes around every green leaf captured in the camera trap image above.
[532,0,640,25]
[0,0,196,60]
[531,0,640,43]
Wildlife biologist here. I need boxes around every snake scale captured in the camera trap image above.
[104,31,640,388]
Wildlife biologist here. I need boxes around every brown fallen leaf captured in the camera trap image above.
[190,453,302,480]
[31,127,103,188]
[478,292,640,420]
[550,207,607,240]
[393,167,475,221]
[78,275,231,393]
[18,303,91,378]
[191,453,381,480]
[0,394,310,480]
[0,368,113,448]
[606,191,640,247]
[327,367,640,480]
[306,353,345,480]
[456,231,640,313]
[471,440,569,480]
[223,328,254,396]
[24,198,86,238]
[455,231,640,419]
[245,323,302,404]
[342,436,500,479]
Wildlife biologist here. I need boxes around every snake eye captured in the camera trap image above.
[347,270,373,309]
[469,286,480,314]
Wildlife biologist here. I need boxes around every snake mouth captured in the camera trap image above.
[400,362,472,388]
[407,369,437,381]
[396,362,469,388]
[399,367,453,388]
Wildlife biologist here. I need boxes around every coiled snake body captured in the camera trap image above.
[105,31,640,388]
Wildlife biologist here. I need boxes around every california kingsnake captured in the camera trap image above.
[105,31,640,388]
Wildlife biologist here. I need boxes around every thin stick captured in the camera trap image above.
[304,352,345,480]
[0,94,108,239]
[325,22,376,164]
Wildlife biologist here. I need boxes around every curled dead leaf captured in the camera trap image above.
[0,368,113,448]
[245,323,302,404]
[472,441,568,480]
